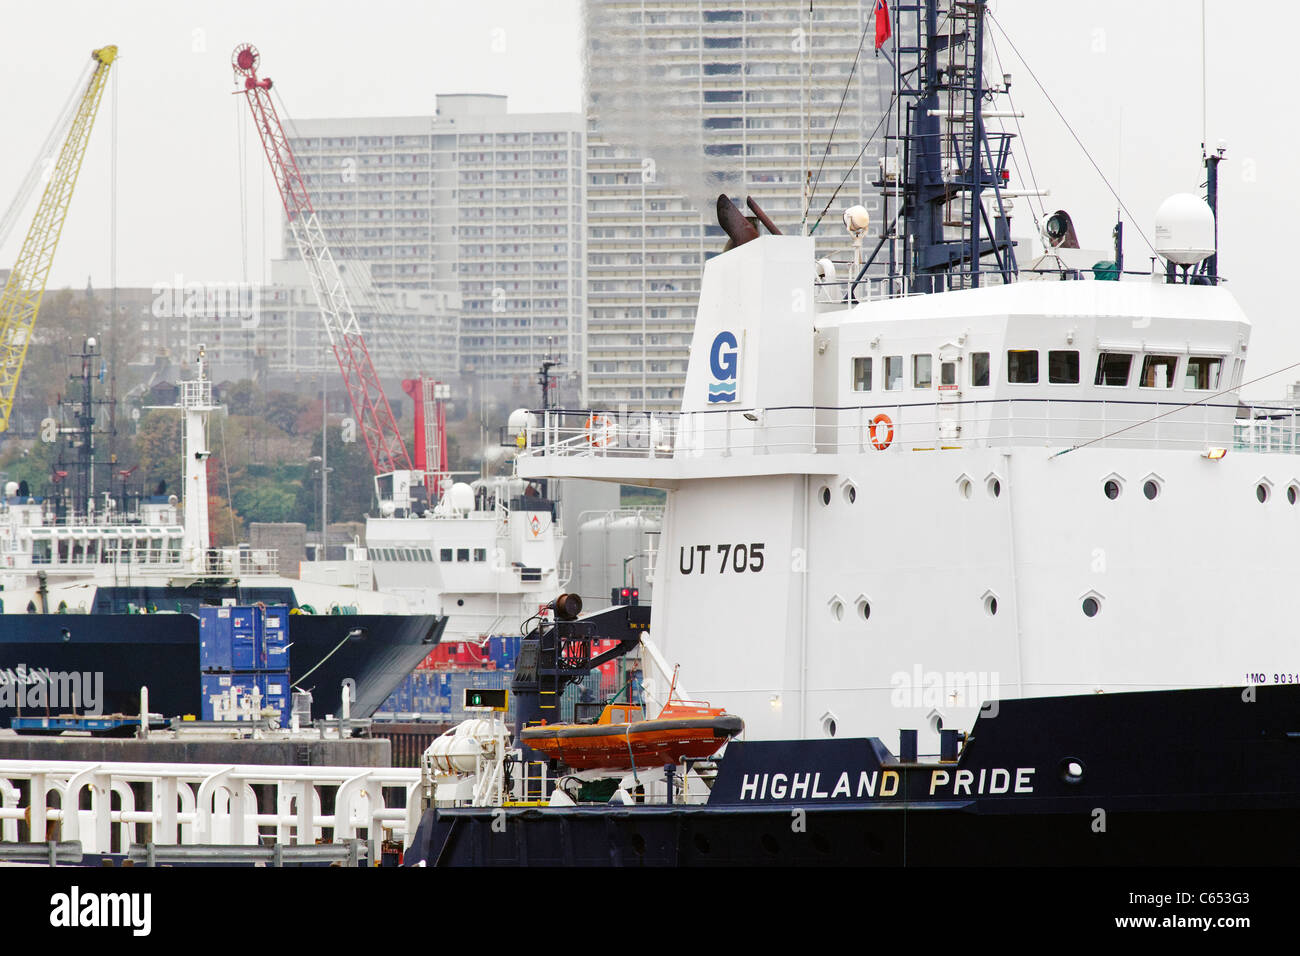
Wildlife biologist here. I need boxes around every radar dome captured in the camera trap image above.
[4,482,16,498]
[507,408,536,433]
[1154,193,1215,266]
[447,482,474,514]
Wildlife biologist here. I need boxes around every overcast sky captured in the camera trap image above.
[2,0,1295,395]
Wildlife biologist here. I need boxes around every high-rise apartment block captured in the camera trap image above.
[584,0,890,409]
[285,95,585,388]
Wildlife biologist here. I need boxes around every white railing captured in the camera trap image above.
[205,548,279,576]
[522,400,1267,462]
[0,759,423,859]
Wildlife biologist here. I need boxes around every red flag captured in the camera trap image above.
[875,0,892,50]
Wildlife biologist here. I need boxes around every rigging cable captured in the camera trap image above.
[0,60,92,253]
[802,8,872,227]
[109,58,119,465]
[808,92,897,236]
[218,410,238,545]
[1051,359,1300,460]
[986,11,1155,254]
[985,31,1046,232]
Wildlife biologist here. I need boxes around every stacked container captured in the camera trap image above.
[199,605,292,726]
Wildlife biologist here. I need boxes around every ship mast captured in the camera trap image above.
[864,0,1017,295]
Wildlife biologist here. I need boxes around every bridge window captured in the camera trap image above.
[971,352,990,387]
[1006,350,1038,384]
[1094,352,1133,387]
[1048,350,1079,384]
[913,354,933,388]
[457,548,470,562]
[1140,355,1179,389]
[473,548,487,562]
[1185,356,1222,390]
[852,357,872,391]
[439,548,453,562]
[884,355,903,391]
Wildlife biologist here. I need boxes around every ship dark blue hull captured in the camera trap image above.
[405,684,1300,866]
[0,606,446,726]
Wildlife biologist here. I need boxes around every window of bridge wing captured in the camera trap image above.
[852,357,872,392]
[1048,350,1080,384]
[1140,355,1179,390]
[1185,356,1222,391]
[913,354,933,389]
[971,351,990,387]
[1094,352,1134,387]
[1006,350,1039,384]
[885,355,904,391]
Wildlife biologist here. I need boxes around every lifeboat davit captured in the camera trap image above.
[520,699,744,772]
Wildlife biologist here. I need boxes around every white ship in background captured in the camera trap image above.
[514,0,1297,751]
[301,371,662,647]
[0,343,410,617]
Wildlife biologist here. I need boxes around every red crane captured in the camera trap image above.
[232,43,412,476]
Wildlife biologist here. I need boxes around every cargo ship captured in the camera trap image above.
[0,342,445,724]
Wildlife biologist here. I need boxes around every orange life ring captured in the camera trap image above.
[869,413,894,451]
[585,413,613,447]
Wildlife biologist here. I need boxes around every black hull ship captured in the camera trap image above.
[406,683,1300,866]
[0,591,445,725]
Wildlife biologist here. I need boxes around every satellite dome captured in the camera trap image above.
[447,482,474,514]
[507,408,536,433]
[1154,193,1215,266]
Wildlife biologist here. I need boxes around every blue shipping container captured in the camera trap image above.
[199,607,233,672]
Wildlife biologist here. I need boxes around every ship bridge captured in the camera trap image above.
[518,237,1252,488]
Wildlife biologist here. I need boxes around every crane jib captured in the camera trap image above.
[231,42,413,477]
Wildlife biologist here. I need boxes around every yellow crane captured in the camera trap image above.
[0,45,117,433]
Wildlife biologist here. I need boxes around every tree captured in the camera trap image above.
[133,410,181,496]
[293,423,375,526]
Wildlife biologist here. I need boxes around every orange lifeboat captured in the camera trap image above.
[520,698,744,772]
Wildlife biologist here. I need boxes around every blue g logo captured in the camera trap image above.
[708,331,738,403]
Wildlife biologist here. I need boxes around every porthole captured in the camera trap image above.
[820,486,831,506]
[958,478,973,499]
[858,599,871,621]
[693,833,710,855]
[822,715,838,737]
[1103,479,1121,500]
[1142,480,1159,500]
[983,594,998,616]
[987,477,1001,498]
[1289,485,1298,506]
[1060,758,1086,785]
[830,599,844,622]
[760,833,780,855]
[843,484,857,504]
[1256,483,1270,504]
[1082,596,1100,617]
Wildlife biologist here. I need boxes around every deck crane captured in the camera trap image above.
[231,42,413,477]
[0,45,117,434]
